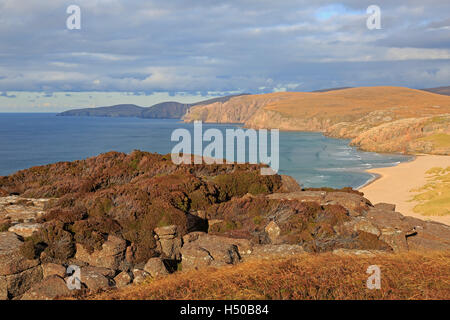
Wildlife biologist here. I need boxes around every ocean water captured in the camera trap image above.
[0,113,412,189]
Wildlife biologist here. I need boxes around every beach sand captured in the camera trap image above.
[360,154,450,226]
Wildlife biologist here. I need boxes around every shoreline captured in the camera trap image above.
[360,154,450,226]
[356,155,417,190]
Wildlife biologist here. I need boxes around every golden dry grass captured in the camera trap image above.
[264,86,450,119]
[88,251,450,300]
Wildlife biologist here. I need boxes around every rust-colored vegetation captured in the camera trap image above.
[88,251,450,300]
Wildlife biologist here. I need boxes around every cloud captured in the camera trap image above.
[0,0,448,102]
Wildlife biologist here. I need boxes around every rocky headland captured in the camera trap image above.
[0,151,449,300]
[184,86,450,155]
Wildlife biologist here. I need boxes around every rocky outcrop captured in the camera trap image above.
[0,151,449,300]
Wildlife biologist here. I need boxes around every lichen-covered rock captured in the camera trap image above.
[180,234,241,271]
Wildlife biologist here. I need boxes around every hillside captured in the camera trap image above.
[1,151,449,300]
[140,102,190,119]
[422,86,450,96]
[58,104,145,117]
[184,86,450,155]
[58,94,249,119]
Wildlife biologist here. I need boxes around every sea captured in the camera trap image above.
[0,113,412,189]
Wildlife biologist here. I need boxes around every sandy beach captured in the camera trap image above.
[360,154,450,226]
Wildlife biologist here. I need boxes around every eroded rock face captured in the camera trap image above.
[75,235,127,270]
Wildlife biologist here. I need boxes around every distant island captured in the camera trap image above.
[57,94,249,119]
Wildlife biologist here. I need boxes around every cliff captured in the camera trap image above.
[184,86,450,155]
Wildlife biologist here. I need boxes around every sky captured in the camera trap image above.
[0,0,449,112]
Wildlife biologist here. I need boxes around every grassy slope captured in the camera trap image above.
[412,166,450,216]
[88,251,450,300]
[264,86,450,119]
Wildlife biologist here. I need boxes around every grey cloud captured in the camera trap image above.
[0,0,448,94]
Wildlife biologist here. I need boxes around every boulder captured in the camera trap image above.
[42,263,66,278]
[143,257,169,278]
[75,235,126,270]
[114,271,132,288]
[180,234,241,271]
[80,266,112,292]
[21,275,72,300]
[132,269,150,285]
